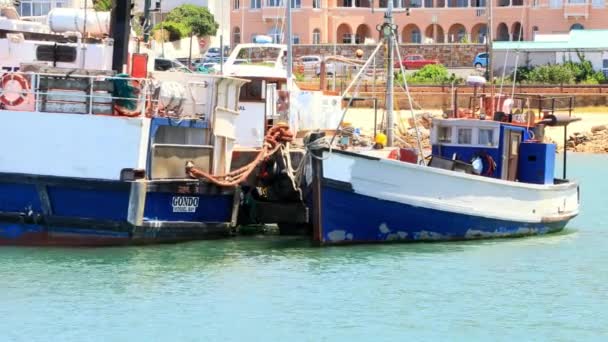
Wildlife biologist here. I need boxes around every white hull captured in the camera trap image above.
[322,150,579,224]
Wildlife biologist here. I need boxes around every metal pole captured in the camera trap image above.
[220,35,224,74]
[374,98,378,139]
[563,126,567,179]
[188,33,193,70]
[143,0,151,42]
[286,0,293,80]
[487,0,494,115]
[110,0,132,72]
[160,1,165,58]
[81,0,88,69]
[220,0,225,74]
[385,0,395,147]
[332,43,337,91]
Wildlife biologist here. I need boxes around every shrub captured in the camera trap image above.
[396,64,460,85]
[526,64,575,85]
[152,21,191,41]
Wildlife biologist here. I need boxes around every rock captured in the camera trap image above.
[591,125,607,133]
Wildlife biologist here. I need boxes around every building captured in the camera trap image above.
[493,29,608,75]
[134,0,231,48]
[230,0,608,45]
[17,0,77,17]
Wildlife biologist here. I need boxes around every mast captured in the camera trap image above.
[286,0,293,81]
[385,0,395,147]
[143,0,151,43]
[487,0,494,116]
[110,0,132,73]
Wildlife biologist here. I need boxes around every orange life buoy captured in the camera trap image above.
[0,73,29,107]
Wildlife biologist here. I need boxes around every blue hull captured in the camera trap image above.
[0,173,235,246]
[317,184,571,245]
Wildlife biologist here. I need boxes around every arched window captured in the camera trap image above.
[312,29,321,44]
[570,23,584,30]
[233,27,241,44]
[412,29,421,43]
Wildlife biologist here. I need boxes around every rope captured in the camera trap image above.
[186,124,294,187]
[294,132,332,186]
[392,35,425,164]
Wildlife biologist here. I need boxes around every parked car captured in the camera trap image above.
[299,55,322,66]
[473,53,489,69]
[296,55,332,75]
[154,58,191,73]
[393,54,439,69]
[206,47,221,58]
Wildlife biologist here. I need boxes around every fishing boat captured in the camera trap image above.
[220,40,348,231]
[303,2,580,245]
[0,4,248,245]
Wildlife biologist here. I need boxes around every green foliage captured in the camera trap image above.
[93,0,112,11]
[152,21,191,41]
[294,70,305,82]
[395,64,461,85]
[526,64,575,85]
[513,52,605,85]
[512,66,533,83]
[165,4,219,37]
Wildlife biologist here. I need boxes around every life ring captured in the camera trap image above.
[0,73,29,107]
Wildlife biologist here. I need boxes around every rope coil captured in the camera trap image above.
[185,124,294,187]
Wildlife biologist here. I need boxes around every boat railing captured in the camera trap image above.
[0,71,163,117]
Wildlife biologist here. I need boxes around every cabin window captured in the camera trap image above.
[239,79,264,101]
[438,126,452,143]
[458,128,472,144]
[478,128,494,146]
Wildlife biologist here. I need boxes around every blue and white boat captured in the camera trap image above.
[0,10,247,245]
[309,115,580,245]
[305,2,580,245]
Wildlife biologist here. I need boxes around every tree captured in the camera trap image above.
[93,0,112,12]
[161,5,219,68]
[165,5,219,38]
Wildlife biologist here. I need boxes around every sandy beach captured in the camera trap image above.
[340,106,608,152]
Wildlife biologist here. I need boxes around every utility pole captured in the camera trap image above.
[385,0,394,147]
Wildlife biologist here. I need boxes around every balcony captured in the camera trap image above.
[564,1,589,18]
[262,6,286,21]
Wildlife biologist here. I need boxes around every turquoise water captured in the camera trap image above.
[1,153,607,341]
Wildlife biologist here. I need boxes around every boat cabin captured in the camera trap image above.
[430,119,555,185]
[223,43,289,148]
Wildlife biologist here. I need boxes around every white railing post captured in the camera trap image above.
[89,78,94,115]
